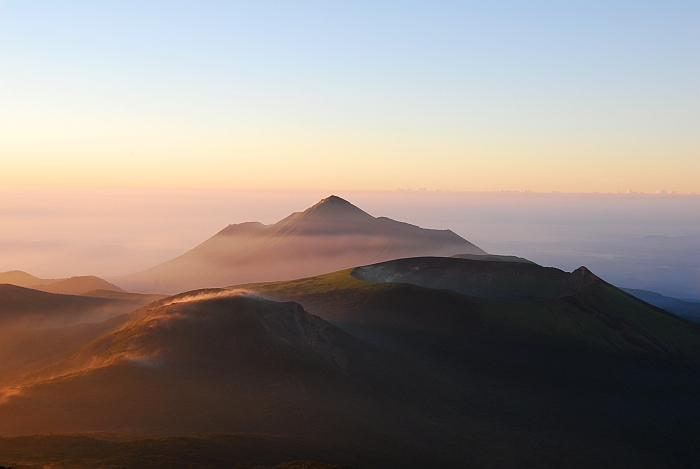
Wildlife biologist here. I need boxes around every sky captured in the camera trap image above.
[1,1,698,193]
[0,2,698,297]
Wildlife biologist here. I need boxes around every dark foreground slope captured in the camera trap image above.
[2,258,698,468]
[0,291,461,468]
[0,286,159,392]
[0,434,368,469]
[119,196,484,293]
[245,258,700,468]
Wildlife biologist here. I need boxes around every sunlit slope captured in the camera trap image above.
[0,270,46,287]
[0,271,124,295]
[355,256,599,300]
[0,315,130,390]
[0,291,457,466]
[245,264,700,362]
[2,263,699,467]
[33,275,125,295]
[243,262,700,467]
[119,196,484,293]
[0,284,153,328]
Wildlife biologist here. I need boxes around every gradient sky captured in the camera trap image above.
[1,1,698,192]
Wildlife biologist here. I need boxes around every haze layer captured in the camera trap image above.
[120,196,484,293]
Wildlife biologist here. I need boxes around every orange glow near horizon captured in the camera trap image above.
[2,128,698,194]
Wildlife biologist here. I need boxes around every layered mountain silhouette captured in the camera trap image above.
[0,291,460,467]
[242,257,700,468]
[1,257,699,468]
[624,287,700,324]
[353,256,602,300]
[0,284,160,329]
[118,196,485,293]
[0,271,124,295]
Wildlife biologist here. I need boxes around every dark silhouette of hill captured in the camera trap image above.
[118,196,484,293]
[0,434,370,469]
[451,253,535,264]
[0,271,124,295]
[0,284,156,329]
[0,292,461,467]
[353,256,601,300]
[2,258,699,467]
[243,259,700,468]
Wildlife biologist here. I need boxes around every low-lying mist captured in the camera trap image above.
[1,188,698,298]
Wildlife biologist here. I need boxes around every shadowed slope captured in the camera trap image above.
[352,256,602,300]
[0,284,154,329]
[0,291,461,467]
[242,262,700,468]
[119,196,484,293]
[4,258,698,467]
[0,433,372,469]
[80,289,166,303]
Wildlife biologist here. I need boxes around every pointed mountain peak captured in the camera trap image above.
[302,195,374,220]
[312,195,360,209]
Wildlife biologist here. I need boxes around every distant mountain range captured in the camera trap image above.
[0,271,123,296]
[117,195,485,293]
[1,198,698,468]
[0,284,162,329]
[623,288,700,324]
[1,256,698,468]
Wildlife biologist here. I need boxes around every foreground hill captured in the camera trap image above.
[244,258,700,468]
[2,258,698,467]
[0,271,124,295]
[0,291,459,467]
[0,284,156,329]
[0,316,130,390]
[0,434,366,469]
[118,196,484,293]
[0,286,155,395]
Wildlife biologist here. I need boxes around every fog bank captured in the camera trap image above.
[1,188,698,298]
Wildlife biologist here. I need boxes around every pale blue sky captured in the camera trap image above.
[1,1,698,192]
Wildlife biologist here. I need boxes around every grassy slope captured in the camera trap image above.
[1,269,698,468]
[242,269,700,361]
[240,269,700,468]
[0,294,461,467]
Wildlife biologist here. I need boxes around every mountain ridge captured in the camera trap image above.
[1,258,698,467]
[118,196,485,293]
[0,271,124,295]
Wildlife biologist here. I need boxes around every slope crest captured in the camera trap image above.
[351,256,603,300]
